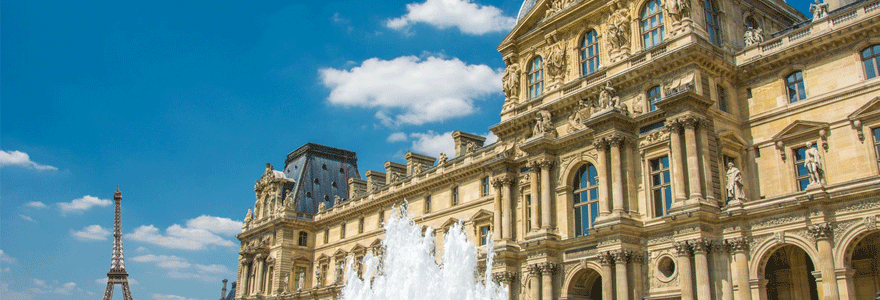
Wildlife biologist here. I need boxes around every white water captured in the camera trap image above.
[341,205,508,300]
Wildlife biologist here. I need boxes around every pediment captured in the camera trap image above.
[771,120,829,142]
[717,130,748,149]
[500,0,550,46]
[848,97,880,121]
[332,248,347,257]
[369,239,382,248]
[439,218,461,229]
[316,253,330,261]
[350,243,367,253]
[470,209,494,222]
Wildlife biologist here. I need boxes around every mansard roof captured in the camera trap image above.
[516,0,538,22]
[281,143,361,215]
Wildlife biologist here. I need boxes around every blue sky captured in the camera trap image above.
[1,0,812,299]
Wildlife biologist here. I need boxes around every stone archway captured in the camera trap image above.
[846,231,880,299]
[761,245,819,300]
[565,268,603,300]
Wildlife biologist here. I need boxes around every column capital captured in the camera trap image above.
[611,250,631,263]
[690,238,713,254]
[592,137,608,149]
[607,134,626,147]
[491,177,505,188]
[492,271,518,284]
[527,264,542,275]
[598,251,615,265]
[527,160,541,170]
[674,241,692,256]
[724,237,750,253]
[537,158,554,169]
[538,262,558,275]
[681,116,704,129]
[665,119,683,133]
[807,222,833,240]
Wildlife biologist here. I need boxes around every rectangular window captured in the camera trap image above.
[378,210,385,228]
[717,85,728,112]
[324,228,329,244]
[526,195,532,231]
[650,156,672,217]
[320,264,328,286]
[298,231,308,247]
[873,127,880,168]
[793,145,817,191]
[451,186,459,206]
[479,225,490,246]
[340,223,346,239]
[786,71,807,103]
[335,260,345,283]
[358,217,364,234]
[424,196,432,213]
[481,177,490,197]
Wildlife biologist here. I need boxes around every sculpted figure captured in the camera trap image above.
[804,142,824,185]
[744,27,764,46]
[438,152,448,164]
[606,2,630,51]
[284,190,295,208]
[413,163,424,174]
[810,0,829,19]
[390,172,400,182]
[502,60,521,100]
[318,201,326,212]
[334,195,343,206]
[726,162,746,201]
[297,271,305,290]
[545,35,566,83]
[533,110,554,136]
[666,0,691,23]
[244,209,253,227]
[466,142,478,154]
[596,81,620,111]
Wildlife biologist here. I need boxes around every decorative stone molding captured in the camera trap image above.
[537,158,554,170]
[597,251,615,265]
[493,271,518,284]
[527,264,542,275]
[808,222,833,240]
[690,238,713,253]
[724,237,750,252]
[865,216,877,231]
[611,250,631,263]
[673,241,692,256]
[537,262,558,275]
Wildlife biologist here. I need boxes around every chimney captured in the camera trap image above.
[365,170,386,191]
[221,279,228,300]
[384,161,406,183]
[452,131,487,157]
[404,152,436,176]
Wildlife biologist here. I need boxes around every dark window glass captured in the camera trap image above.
[786,71,807,103]
[479,226,490,246]
[704,0,721,45]
[651,156,672,217]
[648,85,662,111]
[481,177,490,197]
[452,186,459,205]
[573,164,599,236]
[717,85,728,112]
[641,0,665,49]
[298,231,308,246]
[580,30,600,76]
[793,144,817,191]
[863,45,880,80]
[873,127,880,168]
[528,57,544,99]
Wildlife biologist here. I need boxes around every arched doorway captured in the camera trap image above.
[848,231,880,299]
[762,245,819,300]
[566,268,603,300]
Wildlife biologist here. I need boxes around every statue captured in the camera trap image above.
[297,270,305,290]
[315,269,323,287]
[533,110,554,136]
[810,0,829,20]
[744,27,764,46]
[545,34,566,86]
[666,0,691,23]
[726,162,746,201]
[466,142,478,154]
[284,190,295,208]
[804,142,824,185]
[567,102,589,133]
[545,0,564,17]
[318,201,327,212]
[334,195,343,206]
[390,172,400,182]
[502,59,520,101]
[606,2,630,51]
[279,274,290,294]
[438,152,448,165]
[595,81,623,113]
[243,209,253,230]
[412,163,424,174]
[632,95,644,115]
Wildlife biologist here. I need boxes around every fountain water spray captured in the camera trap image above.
[342,204,508,300]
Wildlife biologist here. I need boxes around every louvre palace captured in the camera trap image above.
[234,0,880,299]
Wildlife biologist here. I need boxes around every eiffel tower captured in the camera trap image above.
[103,187,134,300]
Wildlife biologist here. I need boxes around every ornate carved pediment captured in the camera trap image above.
[717,130,748,150]
[332,249,347,258]
[350,243,367,254]
[771,120,830,142]
[470,209,494,223]
[848,97,880,140]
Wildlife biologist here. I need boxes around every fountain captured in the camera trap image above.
[341,204,508,300]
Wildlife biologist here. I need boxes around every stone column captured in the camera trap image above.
[599,252,615,300]
[540,263,557,300]
[501,176,513,240]
[254,254,265,294]
[631,253,645,300]
[593,139,611,216]
[529,264,542,300]
[746,147,760,199]
[613,250,630,300]
[675,241,695,300]
[539,159,554,229]
[727,238,753,300]
[666,121,688,201]
[492,178,504,240]
[809,223,840,300]
[529,161,541,231]
[715,244,734,300]
[698,121,714,201]
[609,135,625,214]
[683,117,704,199]
[692,239,712,300]
[239,259,252,297]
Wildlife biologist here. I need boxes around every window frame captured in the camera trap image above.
[873,127,880,169]
[647,85,662,111]
[424,195,432,213]
[785,71,807,103]
[641,0,666,49]
[792,143,819,191]
[451,186,459,206]
[528,56,544,99]
[298,231,308,247]
[650,155,673,217]
[703,0,722,46]
[717,84,728,112]
[478,225,490,246]
[572,164,600,237]
[862,44,880,80]
[481,176,490,197]
[580,30,600,76]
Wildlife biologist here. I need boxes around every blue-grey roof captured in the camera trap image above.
[517,0,537,22]
[223,282,236,300]
[281,143,360,214]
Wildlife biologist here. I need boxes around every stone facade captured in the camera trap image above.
[235,0,880,299]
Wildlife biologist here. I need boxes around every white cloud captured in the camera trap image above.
[133,254,231,283]
[28,278,76,295]
[409,131,497,158]
[71,225,111,241]
[126,215,241,251]
[136,246,149,253]
[386,0,515,35]
[0,150,57,171]
[24,201,48,209]
[0,250,15,263]
[387,132,408,142]
[18,215,36,223]
[320,55,502,126]
[57,195,112,215]
[184,215,243,236]
[151,293,204,300]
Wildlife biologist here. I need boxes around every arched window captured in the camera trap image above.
[647,85,662,111]
[641,0,665,49]
[786,71,806,103]
[580,30,600,76]
[862,44,880,80]
[572,164,599,237]
[298,231,308,246]
[744,16,758,30]
[528,56,544,99]
[704,0,721,45]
